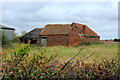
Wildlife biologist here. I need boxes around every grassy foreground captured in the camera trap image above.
[2,43,118,62]
[1,43,119,79]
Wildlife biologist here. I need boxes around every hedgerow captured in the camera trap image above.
[1,44,119,79]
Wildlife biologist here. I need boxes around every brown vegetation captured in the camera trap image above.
[2,44,119,79]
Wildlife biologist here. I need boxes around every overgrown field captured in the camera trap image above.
[1,43,119,79]
[2,43,118,62]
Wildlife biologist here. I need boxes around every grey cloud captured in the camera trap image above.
[1,2,118,39]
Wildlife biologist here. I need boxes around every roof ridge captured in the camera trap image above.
[46,24,71,26]
[72,22,85,26]
[0,25,15,30]
[34,28,43,29]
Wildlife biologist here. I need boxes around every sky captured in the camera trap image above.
[0,1,118,40]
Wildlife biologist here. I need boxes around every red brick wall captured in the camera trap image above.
[46,35,68,46]
[84,37,100,42]
[79,37,100,44]
[68,27,80,46]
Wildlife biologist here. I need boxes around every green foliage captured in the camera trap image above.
[13,44,30,57]
[21,31,28,36]
[2,33,10,46]
[2,44,30,79]
[2,44,119,79]
[114,38,120,42]
[12,33,21,43]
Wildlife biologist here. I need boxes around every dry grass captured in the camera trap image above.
[2,43,118,62]
[1,43,119,79]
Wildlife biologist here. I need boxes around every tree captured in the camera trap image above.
[21,31,28,36]
[114,38,120,42]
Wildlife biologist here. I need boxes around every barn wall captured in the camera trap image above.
[79,37,100,44]
[39,35,69,46]
[85,37,100,42]
[39,32,100,46]
[68,27,80,46]
[47,35,68,46]
[0,29,15,40]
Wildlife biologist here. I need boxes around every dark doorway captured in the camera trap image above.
[30,39,37,44]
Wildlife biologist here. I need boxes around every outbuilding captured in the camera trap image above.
[0,25,15,40]
[39,22,100,46]
[20,28,43,44]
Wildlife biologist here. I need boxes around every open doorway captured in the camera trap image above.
[30,39,37,44]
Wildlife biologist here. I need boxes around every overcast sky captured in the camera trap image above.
[0,2,118,40]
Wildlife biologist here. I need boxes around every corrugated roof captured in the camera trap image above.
[31,28,43,33]
[21,28,43,39]
[0,25,15,30]
[41,24,71,35]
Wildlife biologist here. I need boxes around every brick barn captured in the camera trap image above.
[39,22,100,46]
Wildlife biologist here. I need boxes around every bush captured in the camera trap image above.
[2,44,119,79]
[12,36,20,43]
[2,44,30,79]
[114,38,120,42]
[11,33,21,43]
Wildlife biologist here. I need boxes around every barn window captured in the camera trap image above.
[79,34,84,38]
[84,35,99,38]
[79,34,84,36]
